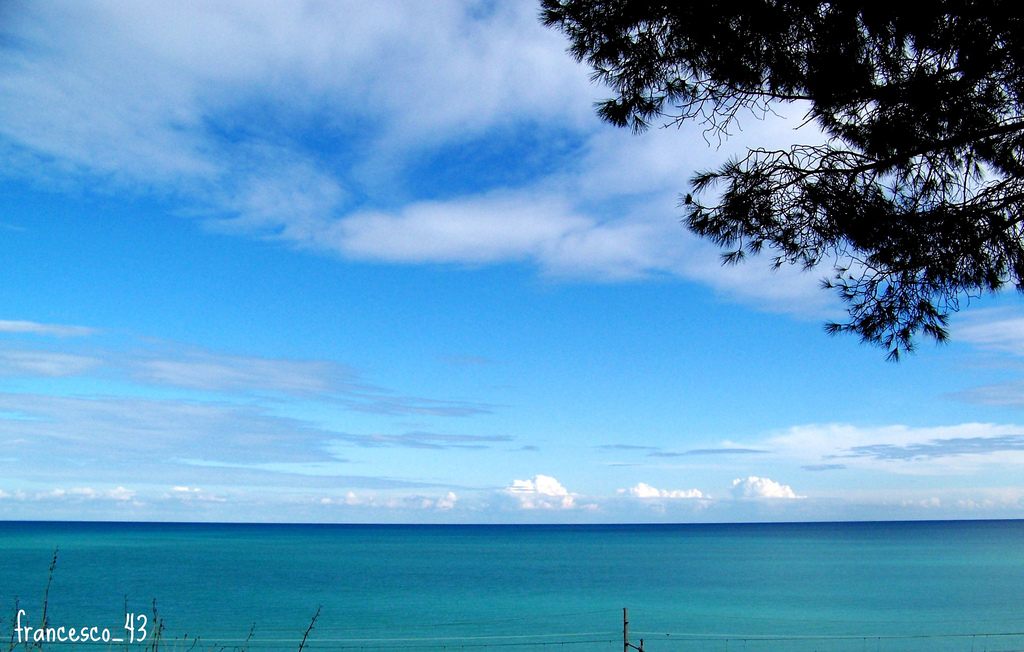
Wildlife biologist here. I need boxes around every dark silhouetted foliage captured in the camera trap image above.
[542,0,1024,359]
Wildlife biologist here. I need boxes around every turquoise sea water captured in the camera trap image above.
[1,521,1023,651]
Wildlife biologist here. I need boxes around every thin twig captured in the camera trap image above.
[297,607,322,652]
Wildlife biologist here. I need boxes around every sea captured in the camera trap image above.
[1,520,1022,652]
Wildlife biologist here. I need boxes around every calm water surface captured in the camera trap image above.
[1,521,1022,651]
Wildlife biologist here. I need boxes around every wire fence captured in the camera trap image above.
[6,607,1024,652]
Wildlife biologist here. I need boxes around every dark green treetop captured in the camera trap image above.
[542,0,1024,360]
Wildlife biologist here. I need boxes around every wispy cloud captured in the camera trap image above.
[956,309,1024,357]
[0,1,837,317]
[595,444,660,451]
[837,435,1024,461]
[951,382,1024,408]
[130,345,495,415]
[768,423,1024,473]
[0,322,504,494]
[0,330,494,416]
[0,1,590,208]
[650,447,770,457]
[0,346,103,377]
[0,393,338,469]
[440,355,501,366]
[336,394,495,418]
[334,431,512,450]
[0,320,99,338]
[949,308,1024,408]
[0,386,478,492]
[127,347,358,394]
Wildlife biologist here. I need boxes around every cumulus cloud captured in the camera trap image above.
[731,476,801,499]
[620,482,703,499]
[435,491,458,510]
[326,491,458,511]
[34,486,136,501]
[163,485,227,503]
[505,475,576,510]
[107,486,136,501]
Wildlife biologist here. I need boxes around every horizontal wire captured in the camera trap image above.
[129,637,620,650]
[631,631,1024,641]
[635,608,1024,626]
[173,631,618,644]
[62,609,1024,649]
[321,609,623,633]
[172,609,622,635]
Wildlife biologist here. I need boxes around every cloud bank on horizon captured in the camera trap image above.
[2,2,1024,523]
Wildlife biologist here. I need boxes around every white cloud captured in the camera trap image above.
[0,1,590,190]
[956,309,1024,357]
[950,309,1024,407]
[436,491,458,510]
[953,382,1024,408]
[0,333,361,393]
[107,486,136,501]
[166,486,226,503]
[0,331,490,414]
[33,486,136,501]
[222,183,835,310]
[334,432,509,450]
[731,476,801,499]
[903,497,942,509]
[129,348,355,394]
[0,320,99,338]
[0,0,839,318]
[329,193,589,264]
[768,422,1024,473]
[324,491,459,511]
[620,482,703,499]
[0,392,341,472]
[0,347,102,377]
[506,474,577,510]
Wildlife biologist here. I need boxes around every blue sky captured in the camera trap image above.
[1,0,1023,523]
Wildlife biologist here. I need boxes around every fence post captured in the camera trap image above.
[624,608,629,652]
